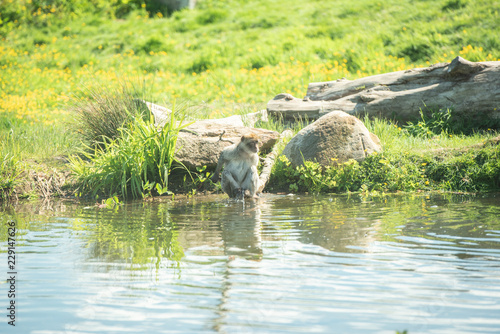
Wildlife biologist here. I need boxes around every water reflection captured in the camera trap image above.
[1,193,500,333]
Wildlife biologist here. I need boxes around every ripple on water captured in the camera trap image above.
[5,193,500,333]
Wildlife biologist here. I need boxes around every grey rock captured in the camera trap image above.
[282,110,381,168]
[176,120,279,170]
[140,101,277,169]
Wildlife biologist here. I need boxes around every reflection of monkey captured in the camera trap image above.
[211,134,260,199]
[222,201,263,260]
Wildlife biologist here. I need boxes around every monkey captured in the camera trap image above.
[211,133,261,199]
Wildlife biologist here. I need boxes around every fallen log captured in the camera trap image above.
[268,57,500,124]
[257,129,293,193]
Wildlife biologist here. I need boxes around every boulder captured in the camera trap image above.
[282,110,382,168]
[140,101,277,169]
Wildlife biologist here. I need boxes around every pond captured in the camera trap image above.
[1,193,500,334]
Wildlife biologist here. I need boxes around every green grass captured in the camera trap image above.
[70,108,190,199]
[0,153,20,199]
[363,114,498,157]
[1,0,499,199]
[70,80,152,145]
[2,0,498,107]
[0,115,78,199]
[0,117,77,162]
[268,116,500,194]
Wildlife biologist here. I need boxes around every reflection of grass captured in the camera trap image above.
[87,207,185,268]
[0,201,185,267]
[1,0,499,198]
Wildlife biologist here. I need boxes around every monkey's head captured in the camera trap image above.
[241,133,260,153]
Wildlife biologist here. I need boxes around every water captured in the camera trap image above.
[1,193,500,334]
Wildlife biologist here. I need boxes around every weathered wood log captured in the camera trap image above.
[257,130,293,193]
[142,100,269,129]
[268,57,500,123]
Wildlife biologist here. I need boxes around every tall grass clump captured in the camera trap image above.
[71,82,151,146]
[70,109,190,199]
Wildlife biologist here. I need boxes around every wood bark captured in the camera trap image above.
[267,57,500,123]
[257,130,293,193]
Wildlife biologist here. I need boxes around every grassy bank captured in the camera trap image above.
[269,116,500,194]
[1,0,499,200]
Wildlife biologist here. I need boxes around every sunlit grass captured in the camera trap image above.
[0,0,499,197]
[1,0,498,124]
[363,116,499,157]
[0,118,77,162]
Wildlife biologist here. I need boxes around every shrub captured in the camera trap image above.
[70,110,190,199]
[269,144,500,194]
[398,42,434,62]
[270,156,364,193]
[442,0,468,11]
[404,109,453,138]
[427,147,500,192]
[187,53,215,73]
[135,36,168,54]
